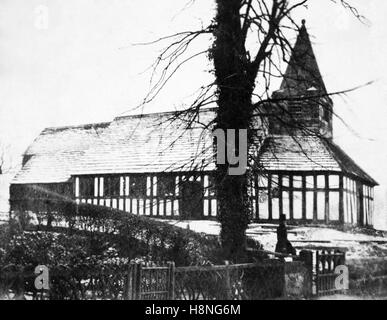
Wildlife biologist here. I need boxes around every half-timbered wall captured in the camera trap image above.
[10,172,374,227]
[362,184,374,226]
[252,171,374,226]
[74,173,218,219]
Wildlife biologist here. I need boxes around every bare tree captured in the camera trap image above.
[0,145,5,175]
[140,0,363,261]
[0,141,12,176]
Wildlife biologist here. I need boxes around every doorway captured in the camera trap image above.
[180,181,204,220]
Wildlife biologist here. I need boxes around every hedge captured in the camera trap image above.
[10,202,224,266]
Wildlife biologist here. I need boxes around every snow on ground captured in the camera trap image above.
[159,219,221,236]
[317,294,387,300]
[159,219,387,260]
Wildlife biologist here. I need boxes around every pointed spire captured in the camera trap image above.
[280,20,327,95]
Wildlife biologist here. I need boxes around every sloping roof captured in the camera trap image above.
[12,111,377,186]
[12,109,216,184]
[258,135,378,185]
[12,122,110,184]
[280,20,327,95]
[71,109,216,175]
[325,141,378,186]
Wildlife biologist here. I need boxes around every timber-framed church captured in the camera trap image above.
[10,22,377,227]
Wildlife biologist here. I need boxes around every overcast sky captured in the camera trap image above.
[0,0,386,229]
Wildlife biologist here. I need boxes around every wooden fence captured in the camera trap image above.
[0,264,128,300]
[126,259,310,300]
[126,262,175,300]
[1,259,309,300]
[4,251,348,300]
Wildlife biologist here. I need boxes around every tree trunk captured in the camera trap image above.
[212,0,255,261]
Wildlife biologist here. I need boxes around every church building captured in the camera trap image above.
[9,22,377,227]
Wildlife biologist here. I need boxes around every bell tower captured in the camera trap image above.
[270,20,333,139]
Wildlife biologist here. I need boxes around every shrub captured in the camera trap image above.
[10,202,224,266]
[84,203,224,266]
[0,231,88,267]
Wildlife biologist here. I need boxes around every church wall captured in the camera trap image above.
[74,172,218,220]
[253,171,374,227]
[9,171,374,227]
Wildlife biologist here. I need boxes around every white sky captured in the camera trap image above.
[0,0,386,229]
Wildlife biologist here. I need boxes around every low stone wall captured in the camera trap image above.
[347,257,387,296]
[284,261,313,299]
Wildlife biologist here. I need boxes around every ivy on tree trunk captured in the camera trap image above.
[212,0,256,262]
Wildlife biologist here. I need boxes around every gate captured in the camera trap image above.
[315,249,346,296]
[126,262,175,300]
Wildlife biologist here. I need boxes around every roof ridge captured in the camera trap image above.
[42,121,111,133]
[114,107,218,121]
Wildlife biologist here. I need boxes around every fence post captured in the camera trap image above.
[224,260,232,300]
[124,262,133,300]
[167,262,175,300]
[299,250,313,298]
[126,262,141,300]
[134,262,141,300]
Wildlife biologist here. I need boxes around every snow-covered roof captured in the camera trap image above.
[11,22,378,187]
[71,109,216,176]
[11,111,377,186]
[12,122,110,184]
[12,109,216,184]
[258,135,378,185]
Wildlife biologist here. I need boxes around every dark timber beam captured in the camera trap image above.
[339,174,344,224]
[268,174,272,221]
[325,174,329,224]
[279,175,283,217]
[302,175,307,220]
[313,174,318,222]
[289,175,294,221]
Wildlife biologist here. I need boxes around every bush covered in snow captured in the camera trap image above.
[5,203,224,267]
[0,224,121,268]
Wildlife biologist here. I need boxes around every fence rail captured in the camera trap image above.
[0,264,128,300]
[127,262,175,300]
[127,260,288,300]
[1,249,344,299]
[1,258,312,300]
